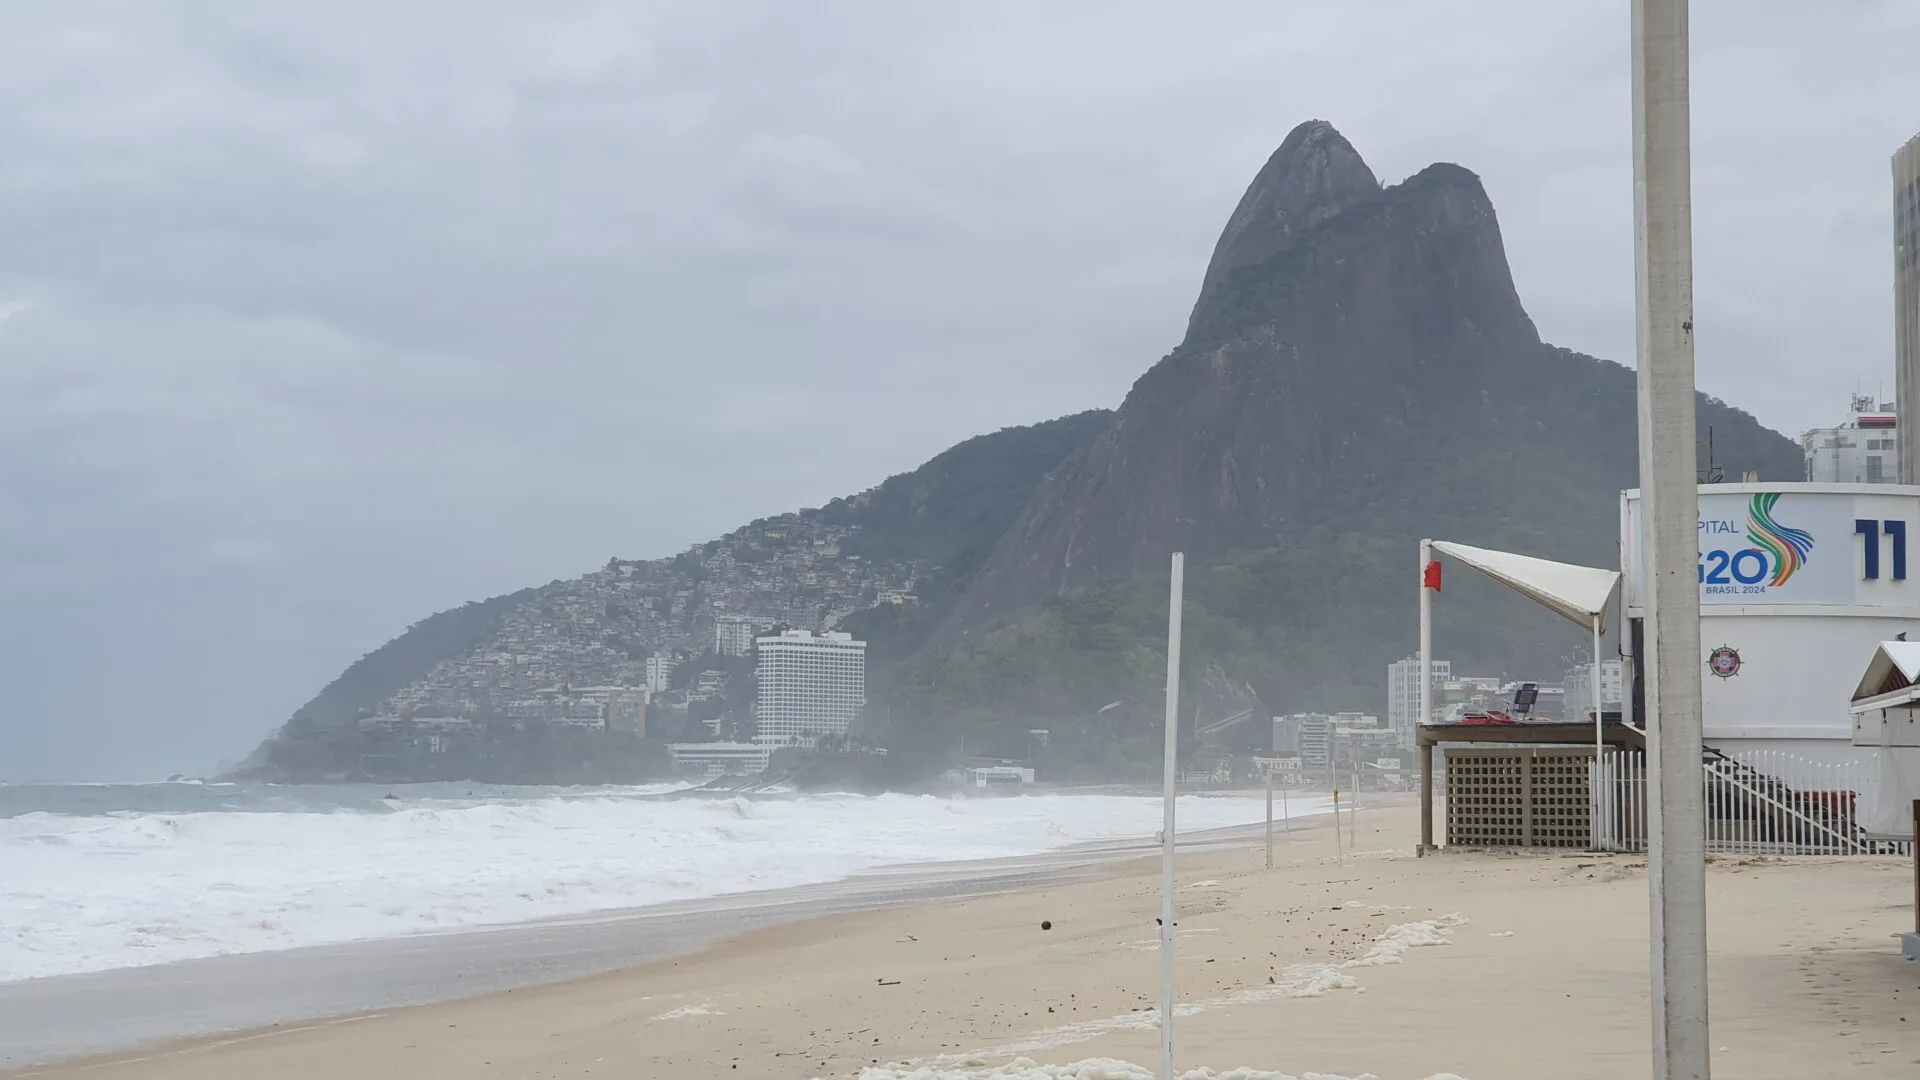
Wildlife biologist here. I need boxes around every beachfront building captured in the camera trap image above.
[752,629,867,746]
[1895,132,1920,482]
[1802,395,1899,485]
[1278,713,1333,770]
[1387,656,1449,741]
[1621,482,1920,765]
[668,741,773,778]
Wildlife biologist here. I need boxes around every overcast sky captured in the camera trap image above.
[2,1,1916,780]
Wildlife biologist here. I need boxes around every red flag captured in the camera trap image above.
[1423,560,1442,592]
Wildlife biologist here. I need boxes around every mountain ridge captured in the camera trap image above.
[242,119,1806,781]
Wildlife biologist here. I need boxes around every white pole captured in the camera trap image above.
[1159,552,1184,1080]
[1282,784,1290,835]
[1631,1,1711,1075]
[1350,759,1360,847]
[1333,783,1343,861]
[1419,538,1434,853]
[1593,615,1606,756]
[1266,771,1274,869]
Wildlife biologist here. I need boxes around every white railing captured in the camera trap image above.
[1591,748,1914,857]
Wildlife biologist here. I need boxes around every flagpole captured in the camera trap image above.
[1418,538,1435,854]
[1159,552,1184,1080]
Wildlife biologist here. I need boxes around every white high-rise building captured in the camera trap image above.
[1562,660,1624,724]
[1290,713,1333,770]
[1387,656,1450,737]
[1894,132,1920,482]
[715,614,777,657]
[1801,395,1899,484]
[753,630,867,746]
[645,655,680,695]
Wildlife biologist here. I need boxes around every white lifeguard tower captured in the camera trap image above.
[1848,640,1920,961]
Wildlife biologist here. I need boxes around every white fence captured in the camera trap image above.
[1591,748,1913,857]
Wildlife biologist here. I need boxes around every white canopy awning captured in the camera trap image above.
[1849,640,1920,710]
[1430,540,1622,632]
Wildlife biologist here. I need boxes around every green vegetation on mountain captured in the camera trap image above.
[820,410,1113,568]
[288,587,539,731]
[880,357,1799,758]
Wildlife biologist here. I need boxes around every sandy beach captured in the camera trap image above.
[12,798,1920,1080]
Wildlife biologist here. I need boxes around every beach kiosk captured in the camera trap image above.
[1848,640,1920,961]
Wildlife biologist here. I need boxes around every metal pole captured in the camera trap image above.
[1419,538,1435,854]
[1594,615,1606,755]
[1265,771,1275,869]
[1332,783,1343,861]
[1159,552,1184,1080]
[1631,1,1711,1075]
[1282,784,1290,836]
[1350,759,1359,847]
[1419,741,1435,854]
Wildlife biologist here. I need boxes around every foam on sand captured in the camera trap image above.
[847,1057,1470,1079]
[1344,914,1466,968]
[962,914,1462,1063]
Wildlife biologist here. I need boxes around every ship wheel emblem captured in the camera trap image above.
[1706,645,1742,679]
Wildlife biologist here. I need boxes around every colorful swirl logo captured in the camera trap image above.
[1745,492,1814,587]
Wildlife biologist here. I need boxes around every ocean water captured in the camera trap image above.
[0,781,1321,984]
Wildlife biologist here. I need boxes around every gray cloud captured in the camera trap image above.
[2,0,1917,778]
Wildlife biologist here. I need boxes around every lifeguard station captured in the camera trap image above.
[1848,640,1920,961]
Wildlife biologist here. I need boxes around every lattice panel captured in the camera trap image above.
[1445,748,1593,849]
[1526,751,1593,849]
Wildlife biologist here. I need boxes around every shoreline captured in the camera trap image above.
[16,798,1920,1079]
[0,804,1324,1069]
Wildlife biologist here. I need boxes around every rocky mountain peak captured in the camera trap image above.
[1189,120,1382,327]
[945,121,1547,633]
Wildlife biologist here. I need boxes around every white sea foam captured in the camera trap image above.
[0,789,1323,982]
[1344,914,1466,968]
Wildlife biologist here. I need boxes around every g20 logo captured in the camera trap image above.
[1698,493,1815,592]
[1697,547,1772,586]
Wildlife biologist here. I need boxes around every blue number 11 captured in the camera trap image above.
[1855,519,1909,580]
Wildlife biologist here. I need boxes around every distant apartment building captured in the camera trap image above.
[1386,656,1450,737]
[715,613,777,657]
[571,685,650,736]
[1562,659,1623,724]
[753,630,867,746]
[1896,132,1920,482]
[1279,713,1333,770]
[1801,395,1899,484]
[645,655,680,695]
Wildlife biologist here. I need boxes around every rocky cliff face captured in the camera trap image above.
[950,120,1796,634]
[954,122,1552,628]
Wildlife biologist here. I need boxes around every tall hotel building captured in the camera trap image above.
[1895,134,1920,482]
[753,630,867,746]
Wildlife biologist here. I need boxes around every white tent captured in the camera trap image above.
[1415,540,1624,853]
[1848,640,1920,837]
[1428,540,1622,633]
